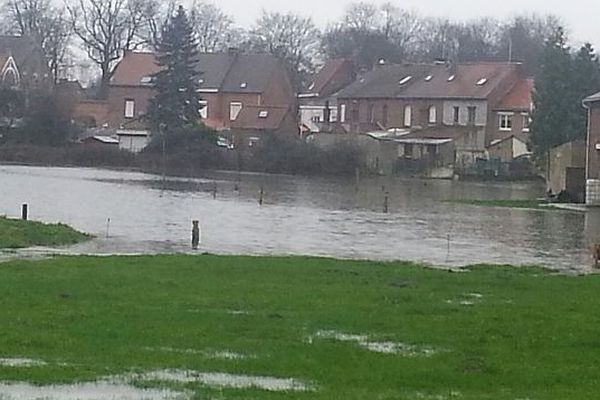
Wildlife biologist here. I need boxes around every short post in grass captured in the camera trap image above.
[21,203,28,220]
[259,186,264,206]
[192,220,200,250]
[212,182,217,199]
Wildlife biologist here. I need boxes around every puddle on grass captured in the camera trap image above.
[146,347,253,360]
[446,293,484,306]
[0,381,186,400]
[135,370,314,392]
[309,330,439,357]
[0,358,47,367]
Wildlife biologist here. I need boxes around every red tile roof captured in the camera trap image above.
[307,59,354,97]
[230,105,290,131]
[110,52,160,86]
[496,78,534,111]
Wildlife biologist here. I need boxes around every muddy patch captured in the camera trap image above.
[309,330,439,357]
[134,369,314,392]
[0,358,47,367]
[0,382,186,400]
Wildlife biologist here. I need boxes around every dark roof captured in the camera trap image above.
[0,35,49,81]
[495,78,534,111]
[338,62,522,100]
[337,63,433,99]
[230,105,290,130]
[220,54,281,93]
[397,63,521,100]
[111,51,284,94]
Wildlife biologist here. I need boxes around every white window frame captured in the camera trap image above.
[453,106,460,125]
[229,102,242,121]
[428,106,437,124]
[467,106,477,125]
[198,100,208,119]
[124,99,135,119]
[403,105,412,128]
[340,104,346,123]
[499,112,513,131]
[522,113,531,132]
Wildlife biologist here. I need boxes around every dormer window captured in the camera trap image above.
[258,110,269,118]
[140,76,152,84]
[308,82,315,91]
[447,75,455,82]
[399,76,412,85]
[198,78,205,84]
[476,78,488,86]
[240,82,247,88]
[424,75,433,82]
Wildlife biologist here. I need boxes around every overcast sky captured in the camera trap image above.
[215,0,598,47]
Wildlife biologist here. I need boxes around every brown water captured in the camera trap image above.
[0,165,597,272]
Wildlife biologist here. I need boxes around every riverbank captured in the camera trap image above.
[0,216,89,249]
[0,254,598,399]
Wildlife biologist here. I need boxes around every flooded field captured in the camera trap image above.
[0,165,598,271]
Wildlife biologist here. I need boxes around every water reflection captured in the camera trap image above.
[0,165,597,272]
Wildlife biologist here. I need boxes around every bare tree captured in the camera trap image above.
[189,1,237,53]
[66,0,157,98]
[343,2,379,32]
[380,3,423,59]
[2,0,73,83]
[250,11,320,88]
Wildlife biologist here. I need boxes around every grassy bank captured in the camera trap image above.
[0,254,598,399]
[0,216,89,249]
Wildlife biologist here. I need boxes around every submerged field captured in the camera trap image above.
[0,217,89,249]
[0,255,598,399]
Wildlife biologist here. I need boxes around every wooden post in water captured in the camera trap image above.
[383,193,389,213]
[192,220,200,250]
[21,204,28,220]
[259,186,264,206]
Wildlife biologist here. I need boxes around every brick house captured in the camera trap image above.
[299,59,355,134]
[105,50,296,134]
[583,92,600,205]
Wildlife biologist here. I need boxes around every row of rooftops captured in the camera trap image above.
[111,51,284,94]
[302,59,534,111]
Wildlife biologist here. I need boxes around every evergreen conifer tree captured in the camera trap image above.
[530,27,576,156]
[147,5,203,134]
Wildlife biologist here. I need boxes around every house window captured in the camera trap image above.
[404,143,414,158]
[351,105,359,122]
[428,106,436,124]
[467,106,476,125]
[340,104,346,123]
[522,113,531,132]
[499,113,513,131]
[124,99,135,118]
[198,100,208,119]
[311,115,322,123]
[404,105,412,127]
[453,106,460,125]
[230,102,242,121]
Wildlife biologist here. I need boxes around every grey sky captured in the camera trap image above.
[216,0,598,46]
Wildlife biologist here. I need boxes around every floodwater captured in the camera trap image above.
[0,165,598,272]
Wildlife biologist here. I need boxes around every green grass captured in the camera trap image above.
[0,255,599,399]
[0,216,90,249]
[446,199,558,210]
